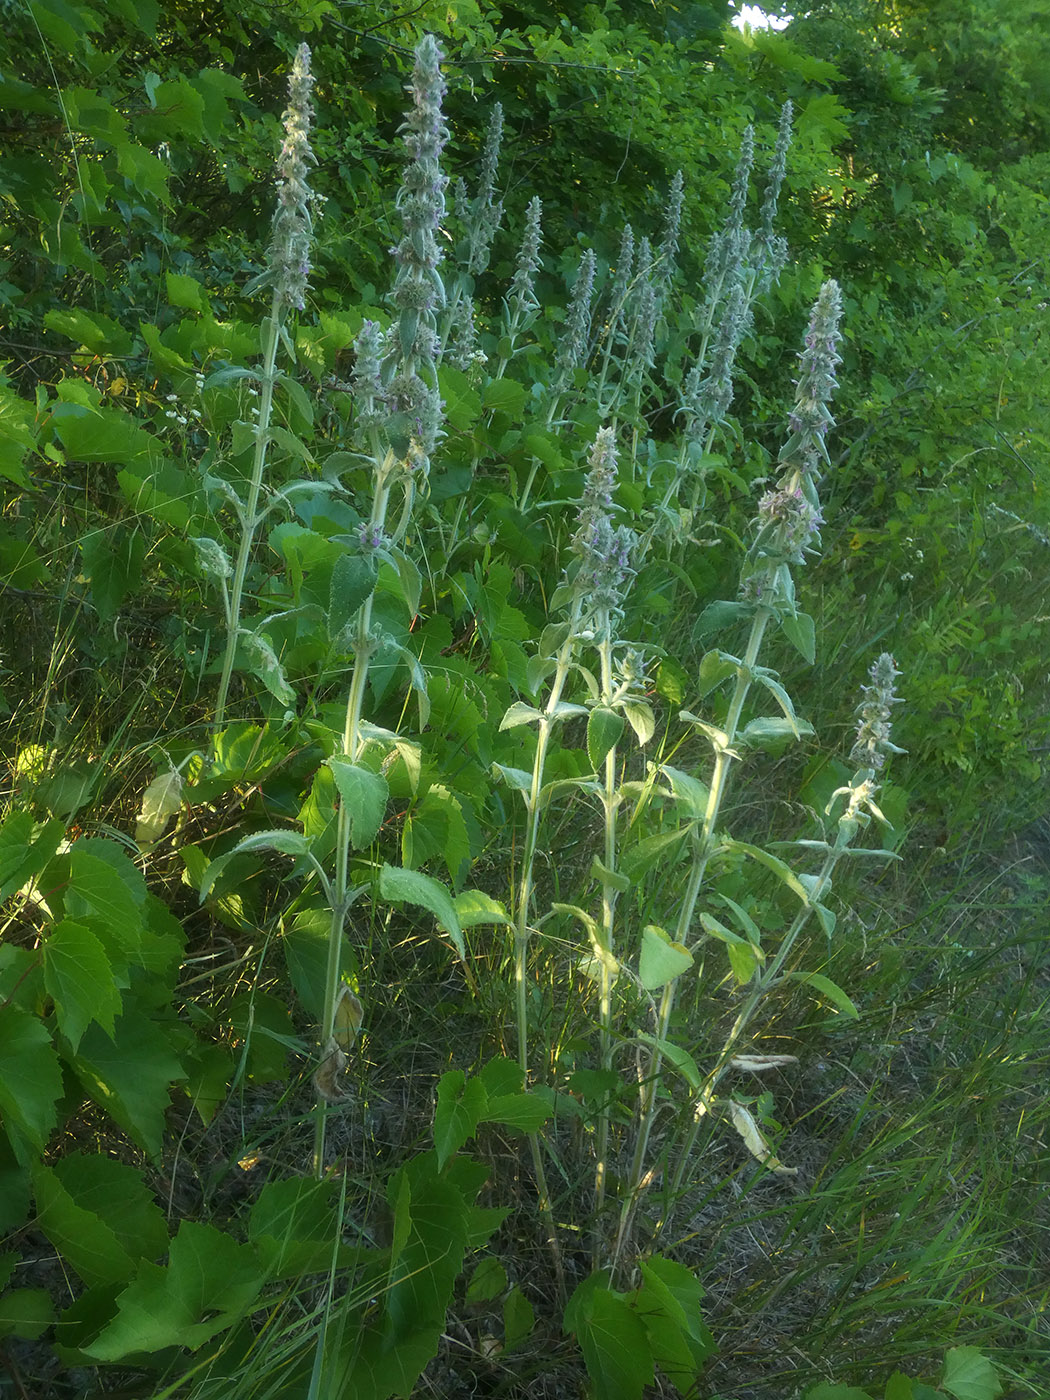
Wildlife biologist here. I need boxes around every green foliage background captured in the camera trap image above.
[0,0,1048,1396]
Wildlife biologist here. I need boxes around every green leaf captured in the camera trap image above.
[453,890,511,928]
[785,971,859,1019]
[633,1255,715,1388]
[44,307,134,357]
[379,864,463,958]
[328,553,377,638]
[564,1278,654,1400]
[0,1288,54,1341]
[0,1005,63,1154]
[0,812,64,900]
[587,705,625,769]
[721,839,810,904]
[941,1347,1002,1400]
[503,1284,535,1350]
[466,1256,507,1304]
[43,919,122,1050]
[805,1387,875,1400]
[80,528,146,623]
[482,1093,552,1134]
[500,700,544,730]
[165,270,208,311]
[621,699,656,745]
[739,716,815,751]
[84,1221,264,1361]
[328,759,388,849]
[660,764,711,819]
[780,610,816,664]
[636,1032,701,1090]
[64,847,144,928]
[638,925,693,990]
[70,1009,185,1158]
[885,1376,916,1400]
[434,1070,488,1168]
[590,856,630,893]
[483,378,527,417]
[249,1176,341,1278]
[621,825,690,882]
[32,1163,138,1288]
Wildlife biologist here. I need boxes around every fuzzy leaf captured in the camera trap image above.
[621,699,655,745]
[499,701,544,730]
[636,1032,701,1090]
[328,760,389,849]
[453,890,511,928]
[328,553,377,638]
[379,864,463,958]
[587,705,624,769]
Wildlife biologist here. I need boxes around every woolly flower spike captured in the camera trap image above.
[656,169,685,290]
[263,43,322,311]
[569,428,635,633]
[559,247,597,371]
[384,34,449,463]
[349,319,386,446]
[850,652,906,772]
[681,281,749,435]
[508,196,543,318]
[755,100,793,287]
[392,34,448,305]
[465,102,505,275]
[738,280,843,607]
[781,278,844,487]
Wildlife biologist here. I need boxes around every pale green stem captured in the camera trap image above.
[313,450,396,1177]
[213,293,282,731]
[593,628,620,1233]
[511,613,581,1295]
[613,604,772,1267]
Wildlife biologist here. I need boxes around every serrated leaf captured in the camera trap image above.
[466,1256,506,1305]
[942,1346,1002,1400]
[32,1162,137,1288]
[483,1093,552,1134]
[499,701,544,730]
[0,812,64,900]
[70,1009,185,1159]
[328,759,389,848]
[434,1070,488,1169]
[0,1005,63,1153]
[43,919,122,1050]
[503,1284,535,1350]
[453,890,511,928]
[587,705,624,769]
[328,553,376,638]
[379,864,463,958]
[638,925,693,990]
[564,1280,654,1400]
[785,970,858,1019]
[84,1220,264,1361]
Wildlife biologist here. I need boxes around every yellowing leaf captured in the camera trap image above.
[134,769,183,848]
[332,982,363,1054]
[728,1101,797,1176]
